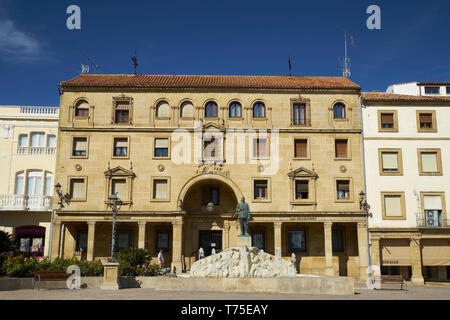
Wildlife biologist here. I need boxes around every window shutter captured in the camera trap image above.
[112,179,126,199]
[70,179,85,199]
[116,102,130,110]
[382,153,398,169]
[74,138,87,151]
[259,139,267,156]
[421,153,438,172]
[335,140,348,158]
[424,196,442,210]
[385,196,402,217]
[156,102,170,118]
[115,139,128,148]
[155,138,169,148]
[153,180,167,200]
[295,139,307,158]
[337,181,349,191]
[181,102,194,118]
[381,113,394,125]
[420,113,432,123]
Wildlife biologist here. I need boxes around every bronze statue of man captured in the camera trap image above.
[236,196,250,236]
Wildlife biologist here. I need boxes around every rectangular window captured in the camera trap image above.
[117,231,132,251]
[380,113,394,129]
[252,231,265,251]
[203,137,219,158]
[47,135,56,148]
[382,152,398,172]
[113,138,128,157]
[44,173,53,196]
[156,230,170,252]
[293,104,306,125]
[253,138,267,158]
[70,178,85,200]
[30,132,45,147]
[72,137,87,157]
[419,113,433,129]
[335,139,348,158]
[76,230,88,252]
[114,101,130,124]
[15,174,24,195]
[423,195,443,227]
[332,230,344,253]
[254,180,268,200]
[294,139,308,158]
[425,87,440,94]
[154,138,169,157]
[19,135,28,147]
[112,179,126,199]
[295,180,309,199]
[153,179,168,200]
[26,171,42,196]
[421,152,438,172]
[336,180,350,200]
[382,194,405,219]
[288,230,306,253]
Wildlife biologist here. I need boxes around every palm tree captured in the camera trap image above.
[0,231,15,253]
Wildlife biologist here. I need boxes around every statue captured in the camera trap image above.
[236,196,250,237]
[199,247,205,260]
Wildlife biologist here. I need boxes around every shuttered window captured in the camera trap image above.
[180,102,194,118]
[70,179,85,199]
[72,137,87,156]
[294,139,307,158]
[380,113,394,128]
[254,180,268,199]
[382,152,398,171]
[335,139,348,158]
[421,152,438,172]
[154,138,169,157]
[153,179,168,200]
[419,113,433,128]
[75,101,89,117]
[384,196,402,217]
[156,101,170,118]
[112,179,126,199]
[114,138,128,157]
[253,138,267,157]
[336,180,350,200]
[295,180,309,199]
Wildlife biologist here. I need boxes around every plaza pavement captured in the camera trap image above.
[0,282,450,300]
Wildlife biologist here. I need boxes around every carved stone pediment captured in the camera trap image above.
[196,162,230,178]
[104,166,135,178]
[287,167,318,179]
[195,121,226,132]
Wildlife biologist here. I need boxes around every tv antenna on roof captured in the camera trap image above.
[338,29,355,78]
[79,50,99,74]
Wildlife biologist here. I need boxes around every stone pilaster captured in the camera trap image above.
[87,221,96,262]
[171,219,183,273]
[223,220,230,249]
[324,222,334,276]
[50,221,61,261]
[410,236,424,285]
[357,222,369,281]
[274,222,282,254]
[138,221,146,249]
[370,236,381,276]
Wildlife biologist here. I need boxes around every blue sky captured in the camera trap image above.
[0,0,449,106]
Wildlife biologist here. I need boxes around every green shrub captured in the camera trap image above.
[1,255,39,277]
[117,248,151,276]
[85,260,103,276]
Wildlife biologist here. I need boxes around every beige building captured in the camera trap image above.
[51,74,369,280]
[362,92,450,284]
[0,105,59,257]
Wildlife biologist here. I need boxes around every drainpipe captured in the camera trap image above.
[359,96,372,282]
[48,209,54,259]
[59,223,65,258]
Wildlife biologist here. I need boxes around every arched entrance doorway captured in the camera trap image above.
[178,174,241,267]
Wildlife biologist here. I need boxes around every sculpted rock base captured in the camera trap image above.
[190,247,297,278]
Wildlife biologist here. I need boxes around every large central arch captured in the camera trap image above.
[178,174,243,214]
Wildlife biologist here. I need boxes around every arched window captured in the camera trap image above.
[333,103,346,119]
[156,101,170,118]
[180,101,194,118]
[253,102,265,118]
[229,102,242,118]
[75,100,89,117]
[205,102,218,118]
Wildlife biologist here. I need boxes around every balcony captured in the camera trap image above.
[0,194,52,211]
[16,147,56,155]
[417,211,450,228]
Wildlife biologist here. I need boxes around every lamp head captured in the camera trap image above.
[55,183,61,193]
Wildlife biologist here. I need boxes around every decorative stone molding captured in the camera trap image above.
[196,162,230,178]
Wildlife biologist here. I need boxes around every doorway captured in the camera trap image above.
[199,230,222,256]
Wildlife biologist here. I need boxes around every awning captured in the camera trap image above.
[422,239,450,266]
[381,239,411,266]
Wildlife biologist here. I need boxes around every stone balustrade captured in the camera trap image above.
[0,194,52,211]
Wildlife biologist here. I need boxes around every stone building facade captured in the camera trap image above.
[51,74,368,280]
[362,92,450,284]
[0,105,59,257]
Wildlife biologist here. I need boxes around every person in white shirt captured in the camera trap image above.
[157,249,164,268]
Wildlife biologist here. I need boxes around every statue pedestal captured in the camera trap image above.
[101,262,121,290]
[237,236,252,248]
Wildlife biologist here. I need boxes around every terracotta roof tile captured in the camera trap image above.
[60,74,360,90]
[361,92,450,104]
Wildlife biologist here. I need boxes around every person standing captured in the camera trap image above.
[157,249,164,269]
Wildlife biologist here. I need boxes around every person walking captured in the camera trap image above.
[157,249,165,270]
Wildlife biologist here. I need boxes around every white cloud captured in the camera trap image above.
[0,19,45,61]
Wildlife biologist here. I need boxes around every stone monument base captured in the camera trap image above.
[101,262,121,290]
[237,235,252,247]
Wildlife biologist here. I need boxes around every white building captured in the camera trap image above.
[361,92,450,285]
[387,82,450,96]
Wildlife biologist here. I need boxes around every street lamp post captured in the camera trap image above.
[107,193,122,262]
